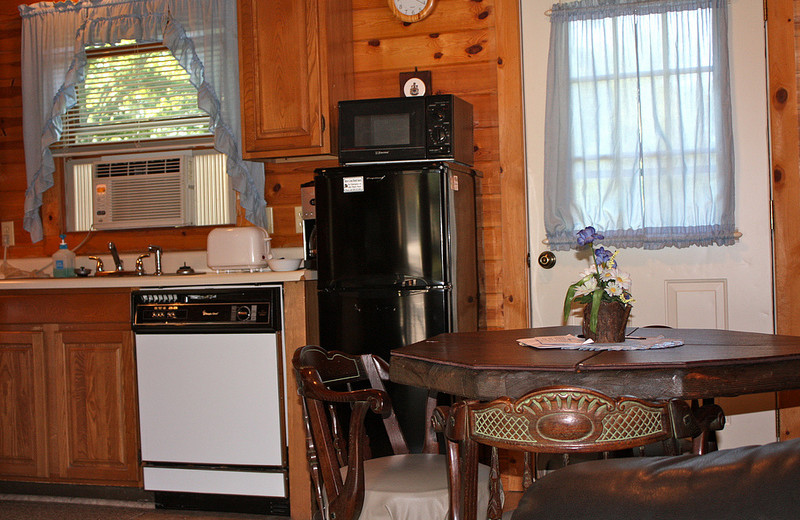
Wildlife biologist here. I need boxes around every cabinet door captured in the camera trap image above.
[0,331,48,478]
[49,327,140,485]
[238,0,353,159]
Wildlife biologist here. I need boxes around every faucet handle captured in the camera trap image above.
[89,256,104,273]
[135,253,151,276]
[108,241,123,271]
[148,244,163,275]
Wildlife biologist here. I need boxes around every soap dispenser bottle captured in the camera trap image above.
[52,234,76,278]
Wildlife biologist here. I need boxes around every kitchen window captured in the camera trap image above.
[542,0,735,250]
[19,0,266,243]
[53,42,213,153]
[53,42,234,232]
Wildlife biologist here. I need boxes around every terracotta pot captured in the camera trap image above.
[582,301,632,343]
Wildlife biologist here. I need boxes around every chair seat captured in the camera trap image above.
[354,453,493,520]
[511,438,800,520]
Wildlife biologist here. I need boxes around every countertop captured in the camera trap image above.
[0,269,315,290]
[0,248,315,290]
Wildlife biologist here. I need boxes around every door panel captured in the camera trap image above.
[522,0,776,449]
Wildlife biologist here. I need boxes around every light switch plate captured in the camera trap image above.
[295,206,303,234]
[1,221,14,247]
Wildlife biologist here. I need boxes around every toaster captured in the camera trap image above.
[207,226,272,270]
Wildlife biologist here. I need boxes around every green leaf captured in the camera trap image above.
[563,274,596,324]
[563,283,580,323]
[589,289,604,333]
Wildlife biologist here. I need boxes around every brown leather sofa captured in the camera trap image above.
[512,438,800,520]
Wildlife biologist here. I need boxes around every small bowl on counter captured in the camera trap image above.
[267,257,303,272]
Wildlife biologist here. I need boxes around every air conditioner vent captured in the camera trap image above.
[92,154,194,230]
[96,157,183,178]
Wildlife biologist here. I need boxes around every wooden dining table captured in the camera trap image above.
[389,326,800,402]
[391,326,800,520]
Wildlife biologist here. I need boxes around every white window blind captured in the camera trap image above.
[55,42,212,152]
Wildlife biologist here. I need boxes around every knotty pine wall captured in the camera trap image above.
[0,0,528,331]
[264,0,529,330]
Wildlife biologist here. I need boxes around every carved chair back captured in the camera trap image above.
[435,386,709,520]
[293,345,439,520]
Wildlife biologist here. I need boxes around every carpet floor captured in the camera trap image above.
[0,496,289,520]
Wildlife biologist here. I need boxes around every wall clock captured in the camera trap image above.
[388,0,436,23]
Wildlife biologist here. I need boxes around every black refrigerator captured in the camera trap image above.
[314,161,479,451]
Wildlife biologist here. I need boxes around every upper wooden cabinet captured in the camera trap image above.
[238,0,354,160]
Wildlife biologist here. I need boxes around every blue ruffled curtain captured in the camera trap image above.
[19,0,267,243]
[543,0,735,250]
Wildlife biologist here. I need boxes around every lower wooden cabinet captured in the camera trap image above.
[0,290,140,486]
[49,325,139,484]
[0,330,48,479]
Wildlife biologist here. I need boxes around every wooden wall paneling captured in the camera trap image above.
[353,29,494,72]
[768,0,800,440]
[474,126,500,163]
[494,0,529,330]
[352,0,493,40]
[354,62,498,98]
[770,0,800,334]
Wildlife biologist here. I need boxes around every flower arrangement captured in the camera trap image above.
[562,227,634,334]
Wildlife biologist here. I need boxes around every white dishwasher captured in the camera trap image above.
[132,285,288,516]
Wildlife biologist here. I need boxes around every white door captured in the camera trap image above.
[522,0,776,449]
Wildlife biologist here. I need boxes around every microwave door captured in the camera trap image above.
[338,97,426,164]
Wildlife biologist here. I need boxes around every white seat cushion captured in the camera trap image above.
[355,453,493,520]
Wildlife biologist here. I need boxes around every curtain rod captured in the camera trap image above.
[541,231,742,245]
[544,0,727,17]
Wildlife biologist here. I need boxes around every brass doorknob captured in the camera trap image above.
[538,251,556,269]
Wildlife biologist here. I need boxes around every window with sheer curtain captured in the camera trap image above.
[19,0,267,243]
[543,0,735,250]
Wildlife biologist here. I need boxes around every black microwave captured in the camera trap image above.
[337,95,473,166]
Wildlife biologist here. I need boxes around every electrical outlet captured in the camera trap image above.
[295,206,304,234]
[265,207,274,234]
[1,221,14,247]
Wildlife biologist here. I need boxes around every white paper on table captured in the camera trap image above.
[517,334,684,351]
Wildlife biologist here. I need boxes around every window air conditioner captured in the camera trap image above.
[92,154,195,230]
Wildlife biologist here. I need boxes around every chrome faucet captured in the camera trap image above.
[135,253,150,276]
[89,256,104,273]
[148,245,163,275]
[108,242,123,271]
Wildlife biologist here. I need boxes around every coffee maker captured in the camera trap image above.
[300,181,317,270]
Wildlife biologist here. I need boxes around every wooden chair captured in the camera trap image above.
[293,345,491,520]
[435,386,715,520]
[641,325,724,455]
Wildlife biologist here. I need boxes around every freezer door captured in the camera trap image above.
[318,287,450,453]
[318,287,450,360]
[315,164,448,287]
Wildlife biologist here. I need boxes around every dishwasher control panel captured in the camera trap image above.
[132,286,282,332]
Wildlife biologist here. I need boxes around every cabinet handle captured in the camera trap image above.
[321,115,326,133]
